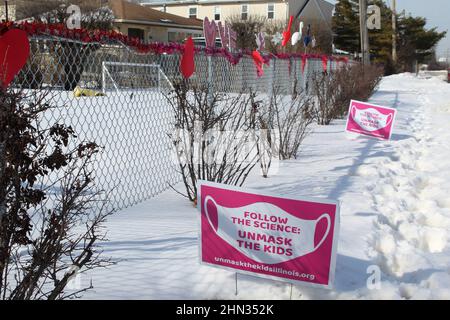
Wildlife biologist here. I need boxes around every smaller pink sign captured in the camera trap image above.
[198,181,340,288]
[345,100,397,140]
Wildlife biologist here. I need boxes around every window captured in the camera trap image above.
[189,7,197,19]
[128,28,144,40]
[214,6,221,21]
[267,3,274,19]
[168,32,188,43]
[241,4,248,20]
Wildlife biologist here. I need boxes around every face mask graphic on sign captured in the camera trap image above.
[351,104,393,132]
[204,196,331,264]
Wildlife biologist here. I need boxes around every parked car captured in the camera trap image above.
[189,37,223,48]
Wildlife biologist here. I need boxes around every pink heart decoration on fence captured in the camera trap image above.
[0,29,30,89]
[217,21,229,50]
[252,50,265,77]
[203,17,217,49]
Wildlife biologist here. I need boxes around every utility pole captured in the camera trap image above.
[4,1,8,21]
[446,48,449,69]
[392,0,397,63]
[359,0,370,65]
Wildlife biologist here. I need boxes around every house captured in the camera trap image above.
[137,0,334,29]
[109,0,203,43]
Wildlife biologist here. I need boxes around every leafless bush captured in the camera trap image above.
[270,86,314,160]
[249,86,313,169]
[355,65,384,101]
[249,91,273,178]
[165,82,260,203]
[0,88,113,300]
[311,64,383,125]
[333,64,383,115]
[310,70,339,125]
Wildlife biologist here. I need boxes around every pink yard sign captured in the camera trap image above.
[345,100,397,140]
[198,181,340,288]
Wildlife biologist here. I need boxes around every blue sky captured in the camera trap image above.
[329,0,450,57]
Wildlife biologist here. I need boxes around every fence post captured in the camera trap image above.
[302,58,308,93]
[157,64,161,91]
[268,59,275,99]
[291,57,297,96]
[0,142,5,219]
[102,61,106,94]
[207,55,214,105]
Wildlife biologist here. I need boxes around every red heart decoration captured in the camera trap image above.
[252,50,264,77]
[0,29,30,89]
[301,55,307,74]
[282,16,294,47]
[180,36,195,79]
[321,55,328,73]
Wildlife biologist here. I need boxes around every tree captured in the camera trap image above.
[332,0,360,55]
[397,16,446,72]
[332,0,446,71]
[226,14,267,51]
[15,0,113,30]
[333,0,393,63]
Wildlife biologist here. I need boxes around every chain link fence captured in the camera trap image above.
[13,36,343,212]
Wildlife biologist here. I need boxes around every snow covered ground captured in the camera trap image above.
[78,73,450,300]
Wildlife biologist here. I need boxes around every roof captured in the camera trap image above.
[109,0,203,29]
[315,0,334,20]
[296,0,334,18]
[296,0,334,30]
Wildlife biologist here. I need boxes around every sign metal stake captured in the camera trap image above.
[290,283,293,300]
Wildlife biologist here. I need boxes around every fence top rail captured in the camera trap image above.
[5,21,351,65]
[102,62,161,68]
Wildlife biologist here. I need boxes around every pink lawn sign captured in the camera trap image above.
[198,181,340,288]
[345,100,397,140]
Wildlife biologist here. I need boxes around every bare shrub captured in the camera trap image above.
[333,64,384,115]
[354,65,384,101]
[269,86,314,160]
[0,88,113,300]
[311,64,384,125]
[310,70,339,125]
[248,91,273,178]
[165,82,260,203]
